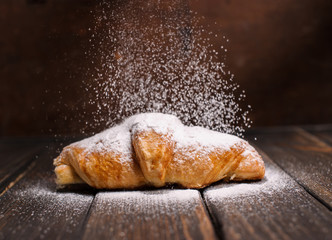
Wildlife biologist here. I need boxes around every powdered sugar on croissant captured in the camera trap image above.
[54,113,265,189]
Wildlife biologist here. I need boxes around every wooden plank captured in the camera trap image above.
[246,127,332,209]
[203,149,332,240]
[83,189,217,240]
[0,141,45,193]
[304,124,332,146]
[0,141,95,240]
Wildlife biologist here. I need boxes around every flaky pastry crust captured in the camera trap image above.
[54,113,265,189]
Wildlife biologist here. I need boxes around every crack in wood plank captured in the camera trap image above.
[198,191,224,240]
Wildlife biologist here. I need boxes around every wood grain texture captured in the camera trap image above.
[0,142,95,240]
[83,189,217,240]
[304,125,332,146]
[0,139,46,193]
[203,149,332,240]
[1,133,332,240]
[246,127,332,209]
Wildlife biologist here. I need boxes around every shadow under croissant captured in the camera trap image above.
[55,178,265,194]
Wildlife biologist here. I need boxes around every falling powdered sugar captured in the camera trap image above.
[84,0,252,137]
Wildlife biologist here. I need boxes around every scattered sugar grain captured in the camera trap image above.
[205,163,299,202]
[84,0,252,137]
[95,189,200,218]
[69,113,255,165]
[1,177,93,236]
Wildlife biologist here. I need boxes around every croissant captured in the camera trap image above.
[54,113,265,189]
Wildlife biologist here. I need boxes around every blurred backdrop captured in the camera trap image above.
[1,0,332,136]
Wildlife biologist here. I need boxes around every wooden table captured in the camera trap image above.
[0,126,331,240]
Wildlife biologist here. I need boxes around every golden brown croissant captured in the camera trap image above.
[54,113,265,189]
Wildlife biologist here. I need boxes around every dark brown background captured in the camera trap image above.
[1,0,331,136]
